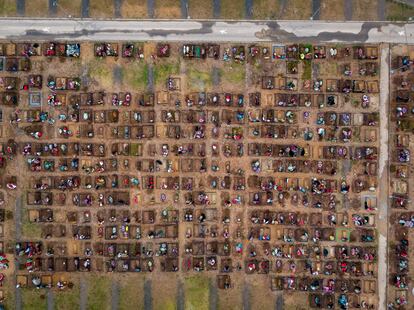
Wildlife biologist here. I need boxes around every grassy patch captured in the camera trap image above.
[221,0,244,19]
[54,286,80,310]
[88,59,114,89]
[221,64,246,86]
[320,0,345,20]
[119,277,145,310]
[152,274,178,310]
[25,0,48,17]
[0,0,16,16]
[188,0,212,19]
[121,0,147,18]
[386,0,414,21]
[21,289,47,310]
[184,276,209,310]
[56,0,81,17]
[86,276,111,310]
[123,62,148,90]
[252,0,279,19]
[353,0,378,20]
[302,60,312,80]
[282,0,311,20]
[187,63,213,91]
[154,0,181,18]
[153,60,180,86]
[90,0,114,18]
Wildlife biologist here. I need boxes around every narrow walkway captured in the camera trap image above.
[245,0,253,19]
[177,279,184,310]
[312,0,320,20]
[144,279,152,310]
[49,0,57,16]
[181,0,188,19]
[114,0,122,18]
[378,0,386,20]
[209,278,217,310]
[147,64,154,92]
[213,0,220,19]
[16,0,25,16]
[111,280,120,310]
[47,289,54,310]
[81,0,89,18]
[242,282,251,310]
[278,0,287,19]
[344,0,352,20]
[378,44,390,310]
[147,0,154,18]
[80,278,88,310]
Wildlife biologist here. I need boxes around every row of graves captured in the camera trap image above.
[388,47,414,310]
[0,41,382,307]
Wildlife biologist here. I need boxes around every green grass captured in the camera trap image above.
[221,64,246,86]
[54,286,80,310]
[386,0,414,21]
[86,276,111,310]
[0,0,16,16]
[187,64,212,91]
[302,60,312,80]
[153,60,180,86]
[88,59,113,89]
[21,289,47,310]
[184,276,209,310]
[119,278,145,310]
[221,0,245,19]
[123,62,148,90]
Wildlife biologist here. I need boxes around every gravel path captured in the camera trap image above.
[275,294,283,310]
[113,65,123,88]
[147,0,155,18]
[209,278,218,310]
[49,0,57,16]
[82,0,89,18]
[312,0,320,20]
[80,278,88,310]
[278,0,287,19]
[213,0,220,19]
[242,282,251,310]
[144,279,152,310]
[245,0,253,19]
[181,0,188,18]
[47,289,54,310]
[111,280,120,310]
[16,0,25,16]
[378,0,385,20]
[14,194,22,309]
[212,67,220,86]
[344,0,352,20]
[114,0,122,18]
[177,279,184,310]
[147,64,154,92]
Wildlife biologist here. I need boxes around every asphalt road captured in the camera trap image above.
[0,19,413,43]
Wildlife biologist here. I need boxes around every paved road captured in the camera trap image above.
[0,19,413,43]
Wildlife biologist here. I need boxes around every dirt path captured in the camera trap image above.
[344,0,352,20]
[47,289,54,310]
[111,280,120,310]
[144,279,152,310]
[275,293,283,310]
[114,0,122,18]
[209,278,218,310]
[80,278,88,310]
[147,0,155,18]
[82,0,89,18]
[213,0,220,18]
[176,279,184,310]
[378,44,390,310]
